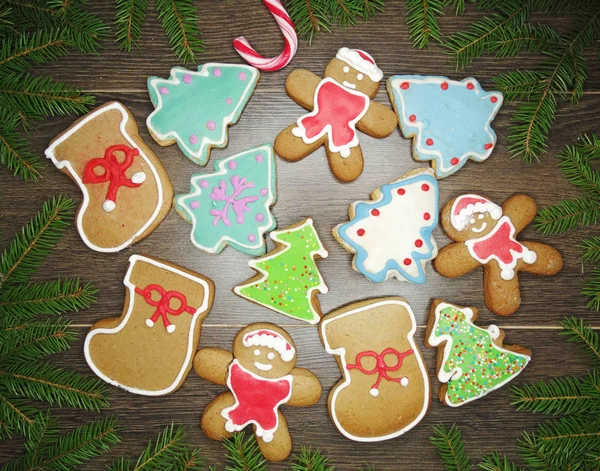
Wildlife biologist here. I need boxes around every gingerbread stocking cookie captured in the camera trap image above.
[194,324,321,462]
[84,255,214,395]
[320,298,429,441]
[434,194,563,316]
[46,102,173,252]
[274,48,398,182]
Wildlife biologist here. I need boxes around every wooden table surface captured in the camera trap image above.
[1,2,599,469]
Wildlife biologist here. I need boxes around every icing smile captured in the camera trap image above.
[342,80,357,89]
[471,222,487,233]
[253,361,273,371]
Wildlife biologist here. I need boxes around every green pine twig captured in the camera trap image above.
[0,389,38,439]
[531,415,600,460]
[581,236,600,263]
[477,452,521,471]
[155,0,204,65]
[0,116,42,181]
[406,0,445,49]
[560,317,600,366]
[582,267,600,311]
[487,23,562,58]
[430,424,472,471]
[0,29,70,74]
[115,0,149,51]
[534,196,600,236]
[557,142,600,196]
[292,446,335,471]
[224,432,267,471]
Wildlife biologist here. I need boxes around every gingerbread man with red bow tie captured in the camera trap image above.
[434,194,563,316]
[274,48,397,182]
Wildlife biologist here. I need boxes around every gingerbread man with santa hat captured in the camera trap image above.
[274,47,398,182]
[193,323,321,461]
[435,193,563,316]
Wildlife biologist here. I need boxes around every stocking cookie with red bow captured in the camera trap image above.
[320,297,429,441]
[84,255,214,395]
[434,194,563,316]
[45,102,173,252]
[194,323,321,461]
[274,48,398,182]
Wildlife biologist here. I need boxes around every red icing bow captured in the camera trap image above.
[82,144,145,212]
[346,347,414,397]
[134,284,197,333]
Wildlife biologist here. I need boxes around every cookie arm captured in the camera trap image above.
[434,243,482,277]
[519,241,563,275]
[357,101,398,138]
[285,69,322,111]
[502,195,537,233]
[193,348,233,385]
[287,367,322,406]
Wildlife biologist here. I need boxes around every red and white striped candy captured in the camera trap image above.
[232,0,298,72]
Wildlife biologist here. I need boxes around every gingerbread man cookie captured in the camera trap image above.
[274,48,398,182]
[434,194,563,316]
[194,324,321,462]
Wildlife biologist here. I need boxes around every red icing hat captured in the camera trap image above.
[242,329,295,362]
[450,194,502,231]
[335,47,383,82]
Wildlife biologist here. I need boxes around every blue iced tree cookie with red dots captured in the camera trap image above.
[147,64,259,165]
[174,144,277,256]
[334,168,438,284]
[387,75,503,178]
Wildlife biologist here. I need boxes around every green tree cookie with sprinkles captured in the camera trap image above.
[234,218,329,324]
[147,64,259,165]
[425,299,531,407]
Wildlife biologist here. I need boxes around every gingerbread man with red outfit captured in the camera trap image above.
[194,323,321,461]
[434,194,563,316]
[274,48,397,182]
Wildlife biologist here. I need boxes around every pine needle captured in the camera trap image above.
[155,0,204,65]
[0,30,70,74]
[581,236,600,263]
[0,116,42,181]
[0,389,38,438]
[0,279,97,318]
[406,0,445,49]
[224,432,267,471]
[582,266,600,311]
[532,416,600,459]
[557,143,600,196]
[115,0,149,51]
[178,447,205,470]
[534,196,600,236]
[430,424,472,471]
[560,317,600,367]
[577,134,600,159]
[292,447,335,471]
[487,23,562,58]
[477,452,521,471]
[0,196,75,285]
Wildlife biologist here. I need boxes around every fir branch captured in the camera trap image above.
[155,0,204,65]
[358,0,385,19]
[577,134,600,159]
[557,142,600,196]
[330,0,362,28]
[0,116,42,181]
[493,70,548,102]
[287,0,331,44]
[582,266,600,311]
[560,317,600,366]
[0,361,109,410]
[569,48,587,105]
[0,72,95,124]
[0,389,37,438]
[224,432,267,471]
[430,424,472,471]
[487,23,562,58]
[534,196,600,235]
[0,279,97,319]
[477,452,521,471]
[24,412,59,461]
[581,236,600,263]
[292,447,334,471]
[446,0,470,16]
[0,30,70,74]
[511,372,600,415]
[115,0,148,51]
[516,433,556,471]
[178,447,205,471]
[406,0,444,49]
[532,415,600,459]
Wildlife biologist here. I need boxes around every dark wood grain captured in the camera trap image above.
[1,0,599,469]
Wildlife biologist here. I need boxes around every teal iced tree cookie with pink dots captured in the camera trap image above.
[147,64,259,165]
[174,144,277,256]
[425,299,531,407]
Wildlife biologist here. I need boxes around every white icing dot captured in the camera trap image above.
[131,171,146,184]
[369,388,379,397]
[343,66,350,73]
[167,324,176,334]
[501,268,514,281]
[401,377,409,387]
[267,352,275,360]
[523,250,537,264]
[357,73,364,80]
[224,422,234,433]
[291,127,303,137]
[145,319,154,328]
[340,148,350,158]
[103,200,116,212]
[254,349,261,356]
[488,325,501,340]
[469,218,475,224]
[478,214,484,220]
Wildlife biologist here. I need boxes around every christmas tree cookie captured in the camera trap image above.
[387,75,503,178]
[147,64,259,165]
[426,299,531,407]
[334,168,438,283]
[175,144,277,256]
[234,218,328,324]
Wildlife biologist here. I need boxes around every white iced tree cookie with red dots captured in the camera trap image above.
[194,323,321,462]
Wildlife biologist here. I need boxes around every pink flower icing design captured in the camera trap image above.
[209,176,258,227]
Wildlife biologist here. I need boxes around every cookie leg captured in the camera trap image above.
[483,265,521,316]
[274,124,322,162]
[255,412,292,462]
[201,392,235,441]
[519,241,563,275]
[434,244,482,278]
[326,146,364,183]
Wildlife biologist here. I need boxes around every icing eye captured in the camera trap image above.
[357,73,364,80]
[478,214,484,220]
[343,66,350,73]
[253,349,260,356]
[267,352,275,360]
[469,218,475,225]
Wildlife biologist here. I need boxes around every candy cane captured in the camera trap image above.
[232,0,298,72]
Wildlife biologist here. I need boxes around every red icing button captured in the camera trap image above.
[357,229,365,236]
[490,96,498,103]
[451,157,459,165]
[403,258,412,266]
[371,209,380,216]
[467,83,475,90]
[484,143,494,150]
[401,82,410,90]
[426,138,434,146]
[423,212,431,221]
[421,183,430,191]
[397,188,406,195]
[415,239,423,248]
[409,114,417,122]
[441,82,448,90]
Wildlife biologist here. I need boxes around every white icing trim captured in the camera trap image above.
[450,194,502,231]
[320,299,429,442]
[222,359,293,443]
[234,218,329,325]
[45,102,165,253]
[242,328,295,362]
[83,254,212,396]
[146,64,259,164]
[428,302,531,408]
[336,47,383,82]
[175,144,276,253]
[292,77,369,159]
